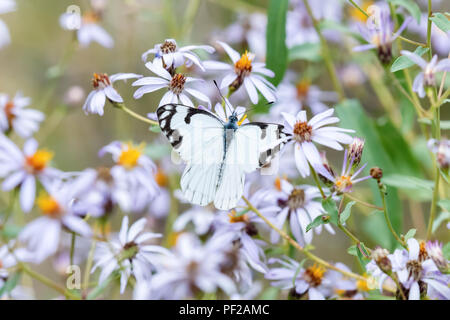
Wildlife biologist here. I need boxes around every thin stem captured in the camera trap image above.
[397,36,427,48]
[19,262,80,300]
[345,193,383,211]
[390,272,407,300]
[82,238,97,299]
[426,0,433,60]
[435,88,450,109]
[427,167,440,239]
[348,0,368,18]
[112,101,158,126]
[70,232,76,266]
[438,53,450,99]
[379,188,406,247]
[302,0,345,101]
[309,164,326,199]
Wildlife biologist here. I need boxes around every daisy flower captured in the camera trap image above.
[0,92,44,138]
[0,0,15,49]
[132,61,210,107]
[173,205,215,236]
[0,135,61,212]
[203,41,276,104]
[354,8,411,63]
[265,257,333,300]
[150,233,236,299]
[281,108,354,177]
[268,179,334,246]
[91,216,170,294]
[83,73,142,116]
[400,51,450,98]
[99,141,160,213]
[211,101,249,124]
[141,38,215,71]
[60,10,114,48]
[19,184,92,263]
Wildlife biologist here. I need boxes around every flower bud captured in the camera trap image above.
[370,167,383,180]
[426,241,449,273]
[371,247,392,274]
[348,137,365,170]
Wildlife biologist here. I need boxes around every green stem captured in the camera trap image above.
[309,164,326,199]
[348,0,368,18]
[426,0,433,60]
[302,0,345,101]
[70,232,76,266]
[82,238,97,298]
[379,187,406,247]
[427,166,440,239]
[337,196,370,252]
[181,0,201,40]
[112,101,158,126]
[344,193,383,211]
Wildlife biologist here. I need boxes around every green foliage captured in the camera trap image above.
[288,43,321,62]
[390,47,429,73]
[321,197,339,226]
[340,201,356,224]
[403,228,416,241]
[430,12,450,33]
[0,272,21,298]
[266,0,289,86]
[387,0,422,23]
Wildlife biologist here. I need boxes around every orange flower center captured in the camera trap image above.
[155,168,168,187]
[304,264,326,287]
[82,12,100,24]
[296,80,310,101]
[118,143,144,169]
[25,150,53,173]
[37,194,61,218]
[4,101,15,125]
[169,73,186,95]
[160,40,177,54]
[228,210,249,224]
[92,73,111,89]
[335,175,352,193]
[293,121,313,142]
[234,51,253,77]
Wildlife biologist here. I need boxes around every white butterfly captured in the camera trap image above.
[157,104,290,210]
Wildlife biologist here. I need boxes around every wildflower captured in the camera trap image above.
[0,92,44,138]
[427,138,449,171]
[265,257,333,300]
[203,41,276,104]
[0,136,60,212]
[371,247,392,274]
[211,101,249,124]
[390,238,450,300]
[141,39,215,71]
[0,0,15,48]
[173,206,215,236]
[19,184,92,263]
[91,216,170,294]
[327,262,371,300]
[99,141,159,213]
[317,149,371,194]
[281,108,354,177]
[354,8,411,63]
[83,73,142,116]
[150,233,236,299]
[426,241,448,273]
[132,61,210,107]
[348,137,365,168]
[60,10,114,48]
[400,51,450,98]
[269,179,334,246]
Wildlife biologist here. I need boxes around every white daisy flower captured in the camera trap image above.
[99,141,160,213]
[203,41,276,104]
[60,11,114,48]
[0,0,16,49]
[132,61,211,107]
[150,233,236,299]
[91,215,170,294]
[0,135,61,212]
[83,73,142,116]
[0,92,44,138]
[281,108,354,177]
[141,38,215,71]
[211,101,249,124]
[19,184,92,263]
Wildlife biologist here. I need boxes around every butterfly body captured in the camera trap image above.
[157,104,290,210]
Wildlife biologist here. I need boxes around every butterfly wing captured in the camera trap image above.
[157,104,225,206]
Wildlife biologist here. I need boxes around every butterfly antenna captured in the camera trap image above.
[236,101,275,116]
[213,80,234,115]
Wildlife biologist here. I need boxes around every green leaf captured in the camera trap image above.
[149,125,161,133]
[336,99,403,250]
[321,197,339,226]
[340,201,356,224]
[288,42,321,62]
[388,0,421,23]
[418,118,450,130]
[347,245,358,256]
[292,259,307,287]
[403,228,416,241]
[306,214,329,232]
[265,0,289,86]
[0,272,21,298]
[443,242,450,260]
[382,174,434,191]
[438,200,450,211]
[432,211,450,233]
[356,243,370,268]
[390,46,429,72]
[430,12,450,33]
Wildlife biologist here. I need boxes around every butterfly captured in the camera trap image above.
[157,103,290,210]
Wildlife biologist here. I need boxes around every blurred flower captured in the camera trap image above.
[99,141,160,213]
[426,241,449,273]
[141,39,215,71]
[150,233,236,299]
[83,73,142,116]
[265,257,333,300]
[427,138,449,171]
[354,8,411,63]
[63,86,85,106]
[408,13,450,56]
[338,64,366,88]
[0,136,61,212]
[91,216,170,294]
[19,184,92,263]
[132,61,210,107]
[268,179,334,246]
[317,149,371,194]
[400,51,450,98]
[0,0,15,49]
[0,92,44,138]
[173,206,215,236]
[60,11,114,48]
[281,108,354,177]
[390,238,450,300]
[203,41,275,104]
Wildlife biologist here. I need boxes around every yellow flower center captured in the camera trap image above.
[92,73,111,89]
[234,51,254,76]
[37,194,61,218]
[82,11,100,24]
[293,121,313,143]
[356,279,370,292]
[25,149,53,173]
[167,231,182,247]
[169,73,187,95]
[228,210,249,224]
[155,168,168,187]
[296,80,310,101]
[349,1,373,22]
[118,143,144,169]
[335,175,352,193]
[304,264,326,287]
